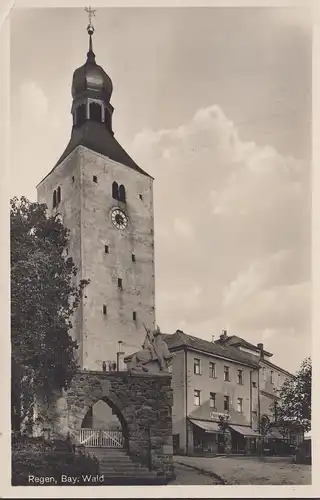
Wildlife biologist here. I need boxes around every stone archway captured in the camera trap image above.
[80,396,129,449]
[47,370,174,478]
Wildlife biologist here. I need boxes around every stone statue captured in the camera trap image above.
[128,325,174,374]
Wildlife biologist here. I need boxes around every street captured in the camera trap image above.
[174,455,311,485]
[170,462,223,485]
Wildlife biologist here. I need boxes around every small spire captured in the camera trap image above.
[85,6,96,63]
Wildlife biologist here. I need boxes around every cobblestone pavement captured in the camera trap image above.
[174,455,311,485]
[170,463,222,485]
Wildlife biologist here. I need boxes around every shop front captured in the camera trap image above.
[228,424,261,454]
[263,426,304,456]
[189,418,222,455]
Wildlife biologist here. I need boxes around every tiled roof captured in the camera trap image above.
[261,358,293,378]
[164,331,259,368]
[215,335,273,357]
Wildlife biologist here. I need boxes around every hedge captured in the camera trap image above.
[12,435,99,486]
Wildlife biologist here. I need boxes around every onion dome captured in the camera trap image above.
[71,23,113,103]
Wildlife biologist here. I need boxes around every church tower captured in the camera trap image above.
[37,15,155,370]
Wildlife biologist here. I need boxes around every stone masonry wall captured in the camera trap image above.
[41,371,173,478]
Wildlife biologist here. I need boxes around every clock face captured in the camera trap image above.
[111,208,128,230]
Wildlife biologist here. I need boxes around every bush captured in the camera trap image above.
[12,436,99,486]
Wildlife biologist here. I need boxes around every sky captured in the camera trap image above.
[10,6,311,372]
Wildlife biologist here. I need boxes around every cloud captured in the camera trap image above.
[131,104,310,372]
[20,81,48,122]
[173,217,194,237]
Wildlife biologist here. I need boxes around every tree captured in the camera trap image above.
[276,357,311,435]
[257,414,271,455]
[218,414,230,451]
[259,414,271,438]
[11,197,88,432]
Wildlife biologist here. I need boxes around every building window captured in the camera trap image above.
[112,181,119,200]
[194,358,201,375]
[270,370,274,384]
[105,245,109,254]
[93,175,98,183]
[237,369,243,385]
[117,278,123,289]
[224,395,230,411]
[194,390,201,406]
[209,362,216,378]
[119,184,126,203]
[103,305,107,315]
[210,392,216,409]
[237,398,243,413]
[132,253,136,262]
[252,381,257,388]
[72,176,75,183]
[224,366,230,382]
[139,194,143,200]
[133,311,137,321]
[263,367,266,381]
[57,186,61,204]
[53,190,57,208]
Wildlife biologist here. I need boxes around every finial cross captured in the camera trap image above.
[85,6,96,25]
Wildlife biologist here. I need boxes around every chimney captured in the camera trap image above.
[220,329,228,341]
[257,343,264,359]
[211,334,215,343]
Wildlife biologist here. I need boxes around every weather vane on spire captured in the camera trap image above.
[85,6,96,35]
[85,6,97,59]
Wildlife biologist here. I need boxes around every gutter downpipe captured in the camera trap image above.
[258,364,261,454]
[249,369,253,429]
[185,348,188,456]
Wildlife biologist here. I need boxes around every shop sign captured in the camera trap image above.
[209,411,230,420]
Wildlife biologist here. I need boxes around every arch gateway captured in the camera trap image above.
[37,371,174,479]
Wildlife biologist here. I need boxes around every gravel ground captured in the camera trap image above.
[170,463,222,485]
[174,455,311,485]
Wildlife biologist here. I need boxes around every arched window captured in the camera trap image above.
[90,102,102,123]
[112,181,119,200]
[118,184,126,203]
[53,190,57,208]
[75,104,86,126]
[57,186,61,204]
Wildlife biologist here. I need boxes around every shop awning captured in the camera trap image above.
[229,425,261,438]
[189,419,221,433]
[267,428,284,440]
